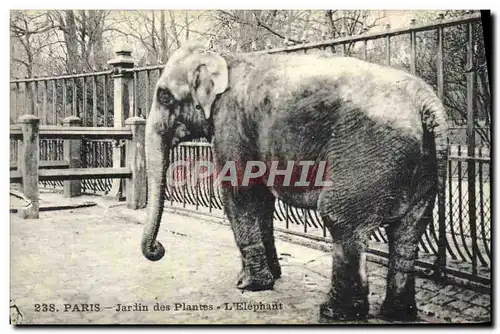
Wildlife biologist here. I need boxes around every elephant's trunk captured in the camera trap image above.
[141,131,168,261]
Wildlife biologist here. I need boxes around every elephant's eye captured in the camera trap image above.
[157,87,174,107]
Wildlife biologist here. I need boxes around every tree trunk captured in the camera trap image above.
[160,11,168,63]
[62,10,79,73]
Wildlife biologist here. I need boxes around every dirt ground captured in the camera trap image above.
[10,199,491,325]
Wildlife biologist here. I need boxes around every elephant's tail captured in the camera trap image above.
[416,81,449,232]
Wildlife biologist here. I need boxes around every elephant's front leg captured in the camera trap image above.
[257,184,281,280]
[222,184,276,291]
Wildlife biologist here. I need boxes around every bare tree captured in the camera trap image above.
[110,10,203,65]
[208,10,385,52]
[46,10,110,72]
[10,11,55,77]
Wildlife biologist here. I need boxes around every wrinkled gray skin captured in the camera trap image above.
[141,42,448,321]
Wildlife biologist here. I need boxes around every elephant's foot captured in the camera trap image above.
[268,258,282,280]
[236,260,280,291]
[379,296,418,322]
[236,268,274,291]
[319,294,369,321]
[236,245,275,291]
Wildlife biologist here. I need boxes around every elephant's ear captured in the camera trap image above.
[188,52,228,119]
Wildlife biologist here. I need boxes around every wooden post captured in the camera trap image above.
[63,116,82,197]
[17,115,40,219]
[125,116,147,209]
[107,43,135,200]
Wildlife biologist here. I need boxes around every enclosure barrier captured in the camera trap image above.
[165,141,490,291]
[9,11,490,289]
[10,115,147,218]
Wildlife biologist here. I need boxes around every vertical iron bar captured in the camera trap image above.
[385,24,391,66]
[25,82,31,115]
[22,82,26,115]
[34,81,39,116]
[209,144,213,213]
[145,70,150,118]
[322,215,326,238]
[103,74,108,126]
[103,75,108,127]
[40,139,44,161]
[410,19,417,75]
[363,40,367,60]
[448,141,456,256]
[436,22,446,277]
[457,146,472,261]
[52,80,57,125]
[436,26,445,100]
[466,21,478,276]
[478,149,489,261]
[103,75,108,167]
[42,80,48,125]
[285,204,289,230]
[62,79,67,117]
[195,146,199,210]
[133,71,138,117]
[21,82,25,116]
[72,77,77,117]
[82,141,86,193]
[170,148,174,206]
[14,83,19,121]
[183,145,186,208]
[303,209,307,233]
[93,75,98,126]
[457,145,464,246]
[93,142,97,193]
[202,146,207,208]
[48,140,52,161]
[83,77,87,126]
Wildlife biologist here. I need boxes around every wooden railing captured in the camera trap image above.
[10,115,146,218]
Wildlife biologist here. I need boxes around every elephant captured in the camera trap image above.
[140,42,448,321]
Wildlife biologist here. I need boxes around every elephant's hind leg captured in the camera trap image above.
[380,196,434,321]
[222,184,276,291]
[318,214,370,321]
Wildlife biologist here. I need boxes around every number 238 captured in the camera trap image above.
[34,304,56,312]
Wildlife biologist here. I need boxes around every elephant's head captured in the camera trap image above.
[157,42,228,136]
[141,43,229,261]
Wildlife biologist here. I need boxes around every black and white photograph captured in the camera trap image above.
[8,9,492,325]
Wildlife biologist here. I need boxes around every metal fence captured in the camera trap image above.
[9,12,490,288]
[10,70,116,194]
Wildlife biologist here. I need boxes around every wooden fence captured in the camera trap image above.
[10,115,146,218]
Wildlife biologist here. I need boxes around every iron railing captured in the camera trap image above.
[160,12,491,287]
[10,69,115,193]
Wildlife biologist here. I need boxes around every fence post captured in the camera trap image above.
[125,116,147,209]
[17,115,40,219]
[63,116,82,197]
[107,43,135,200]
[466,20,478,276]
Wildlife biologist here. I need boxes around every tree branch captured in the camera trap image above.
[253,13,303,44]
